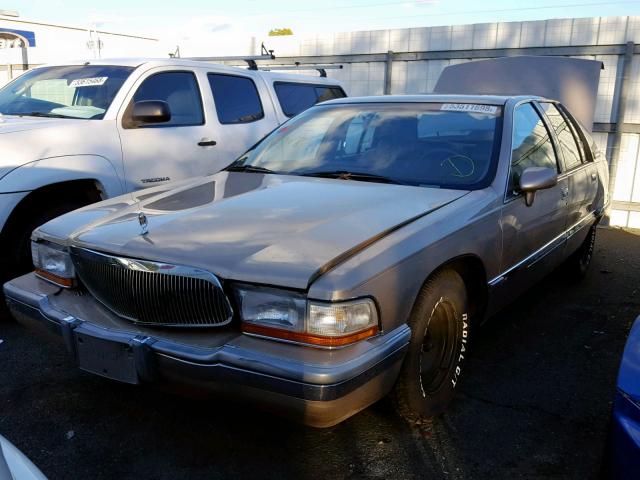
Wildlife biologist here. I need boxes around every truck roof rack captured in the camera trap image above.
[259,63,343,77]
[180,43,276,70]
[171,44,341,76]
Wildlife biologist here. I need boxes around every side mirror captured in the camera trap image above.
[131,100,171,125]
[519,166,558,207]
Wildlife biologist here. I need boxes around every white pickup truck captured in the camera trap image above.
[0,58,346,278]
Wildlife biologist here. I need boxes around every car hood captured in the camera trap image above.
[44,172,468,289]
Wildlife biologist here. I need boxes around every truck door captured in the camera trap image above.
[116,68,220,191]
[205,72,280,166]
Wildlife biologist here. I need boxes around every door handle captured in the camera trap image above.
[591,172,597,181]
[560,188,569,199]
[198,138,217,147]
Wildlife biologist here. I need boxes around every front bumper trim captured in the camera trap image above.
[4,276,410,404]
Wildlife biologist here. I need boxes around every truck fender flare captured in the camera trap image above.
[0,154,125,198]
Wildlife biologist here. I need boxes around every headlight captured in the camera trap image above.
[236,284,379,347]
[31,241,75,288]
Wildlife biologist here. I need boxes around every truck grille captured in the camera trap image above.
[70,247,233,327]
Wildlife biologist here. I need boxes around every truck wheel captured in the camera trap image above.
[565,225,597,281]
[392,269,470,421]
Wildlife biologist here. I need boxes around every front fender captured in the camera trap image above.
[309,189,503,332]
[0,155,125,198]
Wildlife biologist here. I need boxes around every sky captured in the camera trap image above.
[6,0,640,40]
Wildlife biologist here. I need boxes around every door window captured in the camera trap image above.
[539,102,584,171]
[274,82,346,117]
[509,103,559,194]
[208,74,264,124]
[132,71,203,126]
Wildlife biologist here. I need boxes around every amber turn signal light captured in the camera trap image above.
[35,268,75,288]
[242,323,379,347]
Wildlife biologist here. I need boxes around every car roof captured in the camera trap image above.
[320,94,549,106]
[35,58,342,84]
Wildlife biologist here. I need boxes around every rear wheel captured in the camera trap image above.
[392,269,470,420]
[564,225,597,281]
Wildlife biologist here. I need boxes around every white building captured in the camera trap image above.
[0,13,162,84]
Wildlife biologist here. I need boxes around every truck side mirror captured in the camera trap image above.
[519,166,558,207]
[131,100,171,125]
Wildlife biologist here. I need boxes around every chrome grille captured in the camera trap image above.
[70,248,233,327]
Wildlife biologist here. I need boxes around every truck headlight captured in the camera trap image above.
[31,241,75,288]
[235,284,379,347]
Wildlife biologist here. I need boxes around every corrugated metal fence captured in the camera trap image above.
[241,16,640,228]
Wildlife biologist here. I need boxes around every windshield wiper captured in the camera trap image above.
[225,164,277,174]
[299,170,410,185]
[12,111,74,119]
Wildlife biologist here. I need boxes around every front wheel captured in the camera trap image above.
[391,269,470,420]
[2,201,85,281]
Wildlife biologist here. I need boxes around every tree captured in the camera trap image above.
[269,28,293,36]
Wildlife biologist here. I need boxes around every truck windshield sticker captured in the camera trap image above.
[440,104,498,115]
[69,77,108,87]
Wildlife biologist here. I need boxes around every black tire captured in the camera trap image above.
[391,268,470,420]
[564,225,597,281]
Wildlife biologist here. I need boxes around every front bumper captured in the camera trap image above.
[4,273,410,427]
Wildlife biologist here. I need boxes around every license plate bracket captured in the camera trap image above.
[75,329,139,384]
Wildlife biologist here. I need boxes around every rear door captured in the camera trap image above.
[560,103,600,215]
[206,72,279,167]
[497,102,569,294]
[537,102,593,230]
[117,67,219,190]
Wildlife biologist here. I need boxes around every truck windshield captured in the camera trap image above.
[227,102,503,189]
[0,65,134,119]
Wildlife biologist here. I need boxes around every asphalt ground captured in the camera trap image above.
[1,227,639,480]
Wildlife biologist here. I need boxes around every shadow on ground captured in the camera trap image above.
[1,228,638,479]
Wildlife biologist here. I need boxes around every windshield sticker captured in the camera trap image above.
[69,77,108,87]
[440,103,498,114]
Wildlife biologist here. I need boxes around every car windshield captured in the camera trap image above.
[0,65,134,119]
[227,102,503,189]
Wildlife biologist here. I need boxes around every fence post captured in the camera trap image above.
[607,41,635,219]
[384,50,394,94]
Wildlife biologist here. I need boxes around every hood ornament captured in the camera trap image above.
[138,212,149,236]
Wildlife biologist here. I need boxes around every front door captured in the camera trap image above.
[494,102,570,304]
[117,68,219,191]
